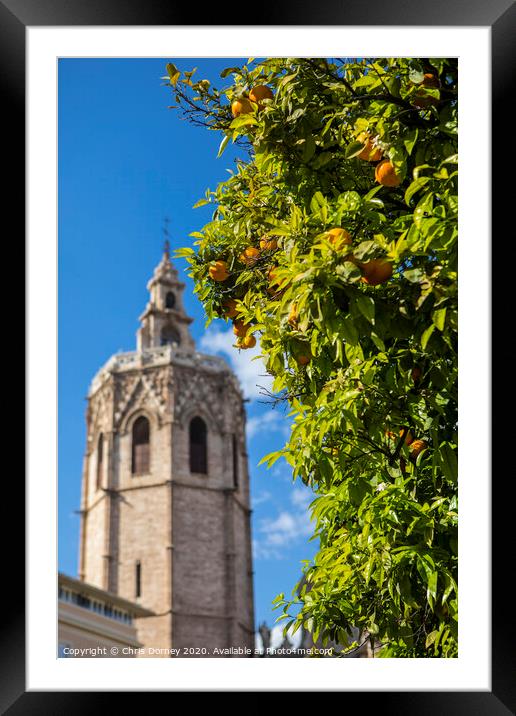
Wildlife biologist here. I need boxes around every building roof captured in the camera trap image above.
[58,573,155,618]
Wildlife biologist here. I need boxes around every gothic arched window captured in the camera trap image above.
[189,417,207,474]
[161,324,180,346]
[135,560,142,598]
[165,291,176,309]
[96,433,104,490]
[132,416,150,475]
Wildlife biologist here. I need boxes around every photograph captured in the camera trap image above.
[57,56,458,660]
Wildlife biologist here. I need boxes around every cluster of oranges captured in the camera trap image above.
[207,233,280,350]
[355,130,402,188]
[231,85,274,117]
[323,226,393,286]
[205,79,437,357]
[386,427,428,463]
[207,222,394,356]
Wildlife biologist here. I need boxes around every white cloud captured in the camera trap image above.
[246,410,291,441]
[290,486,314,511]
[199,326,273,400]
[251,490,272,508]
[255,508,313,557]
[253,483,316,561]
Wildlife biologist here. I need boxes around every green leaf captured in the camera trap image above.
[403,128,418,155]
[440,443,458,484]
[229,114,258,129]
[403,268,426,284]
[425,630,439,648]
[404,177,430,206]
[432,307,447,331]
[340,316,359,346]
[421,324,435,350]
[356,295,375,324]
[166,63,181,86]
[302,135,316,163]
[345,140,366,159]
[192,198,210,209]
[220,67,240,78]
[217,134,230,158]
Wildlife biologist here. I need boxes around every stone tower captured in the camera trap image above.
[78,244,255,656]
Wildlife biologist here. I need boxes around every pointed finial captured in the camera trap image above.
[163,217,171,260]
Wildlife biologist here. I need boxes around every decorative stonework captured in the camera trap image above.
[174,369,226,431]
[88,382,113,446]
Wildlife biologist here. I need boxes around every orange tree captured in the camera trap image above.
[166,58,458,657]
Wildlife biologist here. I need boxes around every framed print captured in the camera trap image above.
[5,0,513,709]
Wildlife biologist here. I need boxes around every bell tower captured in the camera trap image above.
[136,240,195,352]
[78,241,255,657]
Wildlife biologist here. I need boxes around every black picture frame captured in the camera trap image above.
[8,0,513,709]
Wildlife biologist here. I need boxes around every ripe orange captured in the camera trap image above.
[239,246,261,266]
[267,266,281,289]
[356,132,383,162]
[222,298,238,319]
[422,73,440,89]
[242,334,256,349]
[231,98,253,117]
[411,366,422,383]
[375,160,401,187]
[412,74,440,108]
[259,236,278,251]
[361,259,393,286]
[399,428,414,446]
[410,439,428,459]
[296,353,311,366]
[249,85,273,108]
[209,260,229,282]
[233,320,249,338]
[327,227,352,250]
[385,430,397,441]
[412,91,439,109]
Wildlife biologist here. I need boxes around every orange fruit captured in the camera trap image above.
[267,266,282,290]
[412,91,439,109]
[410,439,428,460]
[233,320,249,338]
[296,353,311,366]
[361,259,393,286]
[239,246,261,266]
[231,98,253,117]
[327,227,352,250]
[399,429,414,446]
[242,334,256,349]
[375,160,401,187]
[222,299,238,319]
[209,260,229,282]
[356,132,383,162]
[412,74,440,108]
[411,366,422,383]
[422,73,440,89]
[249,85,273,108]
[260,236,278,251]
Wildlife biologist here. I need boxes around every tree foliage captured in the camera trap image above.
[165,57,458,657]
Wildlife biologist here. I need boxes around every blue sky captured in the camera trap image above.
[58,58,317,633]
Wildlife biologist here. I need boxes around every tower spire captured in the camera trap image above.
[163,217,171,262]
[136,225,195,353]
